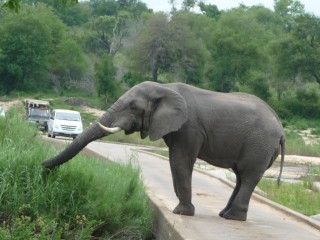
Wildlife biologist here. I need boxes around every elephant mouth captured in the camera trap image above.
[125,129,134,135]
[125,121,137,135]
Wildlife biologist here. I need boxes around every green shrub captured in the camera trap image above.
[284,89,320,119]
[0,108,154,239]
[268,98,293,120]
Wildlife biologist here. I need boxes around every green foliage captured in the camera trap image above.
[283,89,320,118]
[129,12,173,82]
[0,4,66,94]
[94,53,120,103]
[32,0,91,26]
[129,12,208,84]
[274,0,305,31]
[207,8,272,92]
[0,5,57,93]
[49,37,88,90]
[268,98,293,119]
[258,179,320,216]
[0,108,154,239]
[169,13,209,85]
[1,0,78,12]
[122,71,146,87]
[198,2,220,20]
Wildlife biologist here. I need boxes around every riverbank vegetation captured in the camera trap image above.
[0,108,154,239]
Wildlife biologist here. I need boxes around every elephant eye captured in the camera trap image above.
[130,103,137,110]
[130,100,144,114]
[130,102,139,111]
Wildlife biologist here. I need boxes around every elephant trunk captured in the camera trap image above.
[42,108,116,169]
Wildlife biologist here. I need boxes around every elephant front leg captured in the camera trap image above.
[169,148,196,216]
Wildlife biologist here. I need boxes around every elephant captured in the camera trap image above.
[42,81,285,221]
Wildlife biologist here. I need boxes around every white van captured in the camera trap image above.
[48,109,83,139]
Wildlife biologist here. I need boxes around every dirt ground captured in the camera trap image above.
[0,100,22,111]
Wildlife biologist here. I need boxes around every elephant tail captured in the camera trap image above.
[277,136,285,186]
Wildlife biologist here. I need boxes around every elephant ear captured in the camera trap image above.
[142,85,188,141]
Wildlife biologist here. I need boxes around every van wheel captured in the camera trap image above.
[47,132,51,138]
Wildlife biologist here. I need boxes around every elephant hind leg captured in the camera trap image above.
[222,169,264,221]
[219,167,241,217]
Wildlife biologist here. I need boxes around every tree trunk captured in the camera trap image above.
[152,60,159,82]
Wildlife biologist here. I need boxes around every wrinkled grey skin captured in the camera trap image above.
[42,81,285,221]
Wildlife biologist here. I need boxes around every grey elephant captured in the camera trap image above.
[42,81,285,221]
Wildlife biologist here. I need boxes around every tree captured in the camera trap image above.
[169,13,208,85]
[206,8,272,92]
[181,0,197,12]
[0,4,66,94]
[273,0,305,31]
[90,0,118,17]
[88,12,129,56]
[1,0,77,12]
[94,53,119,103]
[129,13,172,82]
[129,12,208,84]
[198,1,220,20]
[272,13,320,85]
[49,38,88,90]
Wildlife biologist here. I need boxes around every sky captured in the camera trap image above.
[142,0,320,16]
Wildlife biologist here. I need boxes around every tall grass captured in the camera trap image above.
[0,107,154,239]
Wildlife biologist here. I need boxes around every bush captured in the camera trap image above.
[268,98,293,120]
[284,89,320,119]
[0,108,154,239]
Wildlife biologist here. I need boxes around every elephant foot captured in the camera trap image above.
[219,208,229,218]
[173,202,195,216]
[222,208,247,221]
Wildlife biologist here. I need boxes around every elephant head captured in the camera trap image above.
[42,81,188,168]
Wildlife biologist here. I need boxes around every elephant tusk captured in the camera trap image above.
[97,122,122,134]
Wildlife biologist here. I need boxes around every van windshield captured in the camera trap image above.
[56,112,80,121]
[30,108,50,117]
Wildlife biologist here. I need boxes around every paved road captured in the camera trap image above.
[81,140,320,240]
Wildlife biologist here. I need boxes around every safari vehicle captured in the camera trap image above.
[24,99,50,131]
[47,109,83,139]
